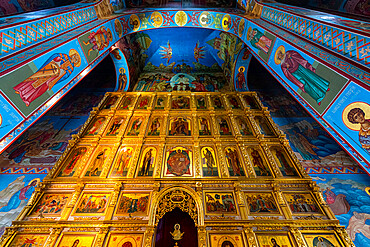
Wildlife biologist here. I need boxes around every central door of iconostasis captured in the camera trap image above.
[155,207,198,247]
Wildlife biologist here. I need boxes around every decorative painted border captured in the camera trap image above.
[0,6,97,59]
[261,6,370,67]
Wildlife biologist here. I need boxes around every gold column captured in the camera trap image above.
[335,227,355,247]
[197,226,207,247]
[44,228,63,247]
[143,226,155,247]
[60,183,84,220]
[244,227,259,247]
[289,227,308,247]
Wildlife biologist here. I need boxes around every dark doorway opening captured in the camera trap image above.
[155,207,198,247]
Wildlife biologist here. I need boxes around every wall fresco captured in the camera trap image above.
[312,173,370,247]
[324,82,370,170]
[0,39,88,117]
[248,58,361,174]
[267,38,349,115]
[0,174,46,236]
[234,47,252,91]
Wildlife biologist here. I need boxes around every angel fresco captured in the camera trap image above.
[106,117,124,136]
[111,147,133,177]
[250,149,271,176]
[0,178,38,213]
[225,147,244,176]
[127,117,143,136]
[346,106,370,154]
[13,49,81,106]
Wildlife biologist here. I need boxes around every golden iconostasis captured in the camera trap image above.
[0,92,353,247]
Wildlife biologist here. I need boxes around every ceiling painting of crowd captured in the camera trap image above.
[127,28,249,92]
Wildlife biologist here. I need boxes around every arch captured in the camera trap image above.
[148,185,204,227]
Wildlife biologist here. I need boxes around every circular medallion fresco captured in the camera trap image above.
[175,11,187,26]
[151,11,163,28]
[130,14,140,31]
[222,14,231,31]
[199,11,212,27]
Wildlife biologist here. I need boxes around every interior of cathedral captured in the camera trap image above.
[0,0,369,246]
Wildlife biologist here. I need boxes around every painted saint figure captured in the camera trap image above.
[347,108,370,154]
[247,28,272,53]
[106,118,124,136]
[83,27,113,56]
[251,149,270,176]
[128,118,143,136]
[149,118,161,136]
[166,149,191,176]
[225,148,242,176]
[275,47,330,105]
[170,118,190,136]
[13,50,81,106]
[236,66,246,90]
[113,148,133,177]
[60,147,87,177]
[199,118,210,136]
[203,148,216,176]
[86,149,108,176]
[139,149,154,176]
[170,223,184,240]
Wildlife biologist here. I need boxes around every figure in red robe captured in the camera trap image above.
[13,50,81,106]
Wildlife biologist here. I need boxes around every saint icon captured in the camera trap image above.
[170,223,184,240]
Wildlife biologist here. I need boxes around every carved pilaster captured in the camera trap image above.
[335,227,355,247]
[289,227,308,247]
[273,184,291,219]
[100,143,120,178]
[143,226,155,247]
[44,228,63,247]
[160,114,169,137]
[229,114,241,136]
[192,114,199,138]
[247,114,261,135]
[239,145,256,178]
[127,144,143,178]
[261,143,283,178]
[74,145,96,178]
[194,143,201,178]
[198,226,207,247]
[312,186,336,219]
[106,182,122,220]
[235,182,247,219]
[61,183,84,220]
[190,93,197,110]
[0,227,16,247]
[216,143,228,177]
[211,114,220,138]
[244,227,258,247]
[94,227,109,247]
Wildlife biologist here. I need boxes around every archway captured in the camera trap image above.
[155,207,198,247]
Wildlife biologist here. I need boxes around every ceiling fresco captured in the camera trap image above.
[120,28,247,92]
[122,0,237,8]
